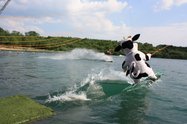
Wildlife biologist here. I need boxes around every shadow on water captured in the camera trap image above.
[115,83,149,124]
[98,80,131,97]
[89,80,150,124]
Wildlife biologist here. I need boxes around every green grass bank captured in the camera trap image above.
[0,95,54,124]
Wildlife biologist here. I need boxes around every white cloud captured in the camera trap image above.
[176,0,187,5]
[1,0,129,38]
[0,16,46,34]
[61,0,129,39]
[1,0,187,46]
[155,0,187,11]
[59,0,129,38]
[134,22,187,46]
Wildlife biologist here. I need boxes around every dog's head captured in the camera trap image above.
[114,34,140,54]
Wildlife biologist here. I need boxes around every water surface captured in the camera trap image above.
[0,49,186,124]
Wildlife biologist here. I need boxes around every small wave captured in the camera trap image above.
[46,91,90,103]
[81,68,133,85]
[45,68,133,103]
[39,48,113,62]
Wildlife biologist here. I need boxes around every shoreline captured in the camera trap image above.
[1,45,187,60]
[0,45,49,52]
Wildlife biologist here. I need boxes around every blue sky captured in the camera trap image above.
[0,0,187,46]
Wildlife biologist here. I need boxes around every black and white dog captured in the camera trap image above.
[115,34,157,83]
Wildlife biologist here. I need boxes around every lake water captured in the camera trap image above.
[0,49,187,124]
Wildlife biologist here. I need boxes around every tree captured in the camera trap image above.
[0,27,9,36]
[11,31,23,36]
[25,31,40,36]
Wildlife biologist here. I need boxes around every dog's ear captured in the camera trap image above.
[132,34,140,41]
[114,45,122,52]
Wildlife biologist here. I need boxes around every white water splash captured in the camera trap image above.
[46,68,133,103]
[80,68,133,85]
[46,91,90,103]
[39,48,113,62]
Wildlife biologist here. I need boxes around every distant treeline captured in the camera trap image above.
[0,27,187,60]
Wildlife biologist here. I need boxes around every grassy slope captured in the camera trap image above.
[0,95,54,124]
[0,36,187,59]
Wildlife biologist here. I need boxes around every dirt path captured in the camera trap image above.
[0,45,48,52]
